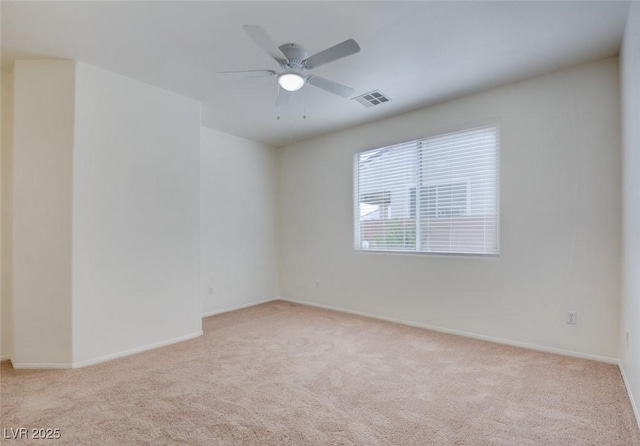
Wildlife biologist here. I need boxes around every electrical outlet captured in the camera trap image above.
[566,311,577,325]
[626,331,629,346]
[208,287,213,296]
[314,281,320,289]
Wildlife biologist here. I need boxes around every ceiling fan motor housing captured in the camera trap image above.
[279,43,309,69]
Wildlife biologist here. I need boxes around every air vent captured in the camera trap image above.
[353,90,391,108]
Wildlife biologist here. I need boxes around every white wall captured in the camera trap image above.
[620,1,640,424]
[279,58,621,360]
[72,62,202,365]
[200,127,279,316]
[10,60,202,368]
[12,61,75,366]
[1,71,13,360]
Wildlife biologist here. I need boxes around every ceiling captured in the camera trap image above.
[1,1,631,147]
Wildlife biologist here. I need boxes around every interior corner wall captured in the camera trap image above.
[1,71,14,360]
[12,60,75,367]
[620,1,640,423]
[72,62,202,366]
[200,127,279,316]
[279,57,621,360]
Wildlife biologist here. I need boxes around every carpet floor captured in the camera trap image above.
[1,300,639,445]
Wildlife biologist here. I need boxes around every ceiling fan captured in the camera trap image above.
[219,25,361,106]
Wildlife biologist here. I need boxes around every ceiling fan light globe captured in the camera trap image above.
[278,73,305,92]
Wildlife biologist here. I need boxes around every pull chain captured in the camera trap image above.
[276,85,281,120]
[302,86,307,119]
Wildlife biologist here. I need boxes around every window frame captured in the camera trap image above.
[353,121,500,257]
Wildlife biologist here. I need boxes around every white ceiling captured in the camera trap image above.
[1,1,630,147]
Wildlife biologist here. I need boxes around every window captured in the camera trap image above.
[354,124,499,255]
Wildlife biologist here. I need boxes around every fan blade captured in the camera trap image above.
[243,25,287,64]
[307,75,354,98]
[276,89,291,107]
[303,39,360,69]
[217,70,276,79]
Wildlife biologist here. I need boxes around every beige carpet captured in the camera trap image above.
[2,300,639,445]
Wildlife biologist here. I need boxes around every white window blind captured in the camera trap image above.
[354,124,499,255]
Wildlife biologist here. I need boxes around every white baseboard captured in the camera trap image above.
[202,298,276,318]
[9,330,205,370]
[10,360,72,369]
[0,354,11,361]
[69,330,204,369]
[619,360,640,431]
[279,297,619,365]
